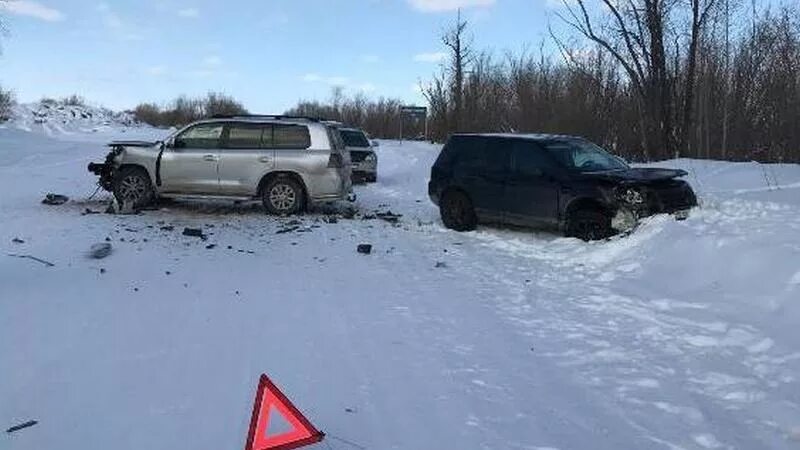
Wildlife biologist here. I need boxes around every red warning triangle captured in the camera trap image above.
[245,374,324,450]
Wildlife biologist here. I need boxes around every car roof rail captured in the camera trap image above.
[209,114,322,122]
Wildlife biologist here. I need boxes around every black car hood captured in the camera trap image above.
[107,140,158,148]
[581,167,688,184]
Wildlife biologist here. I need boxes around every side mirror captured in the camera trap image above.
[371,140,380,147]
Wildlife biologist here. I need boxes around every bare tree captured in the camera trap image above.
[442,9,473,132]
[680,0,718,154]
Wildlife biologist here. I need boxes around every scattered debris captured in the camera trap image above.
[8,254,55,267]
[345,408,357,414]
[100,268,106,274]
[323,216,339,224]
[205,244,217,249]
[88,243,113,259]
[435,261,447,268]
[11,238,25,244]
[276,226,300,234]
[182,228,206,239]
[41,193,69,205]
[376,211,402,224]
[160,225,175,231]
[165,271,171,275]
[357,244,372,255]
[81,208,101,215]
[6,420,38,434]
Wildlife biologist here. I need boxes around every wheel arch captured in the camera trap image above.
[257,171,308,201]
[117,164,154,185]
[563,197,613,224]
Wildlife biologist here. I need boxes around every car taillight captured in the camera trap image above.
[328,152,344,168]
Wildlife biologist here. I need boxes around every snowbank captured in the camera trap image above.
[1,127,799,450]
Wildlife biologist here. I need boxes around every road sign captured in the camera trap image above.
[399,106,429,142]
[244,374,324,450]
[400,106,428,118]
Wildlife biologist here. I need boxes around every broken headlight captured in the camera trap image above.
[618,187,644,205]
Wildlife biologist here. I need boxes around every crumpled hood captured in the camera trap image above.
[107,140,158,148]
[581,167,688,184]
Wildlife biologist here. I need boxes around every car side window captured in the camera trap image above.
[511,141,554,177]
[226,124,266,149]
[175,124,223,149]
[483,138,512,173]
[273,124,311,150]
[454,137,487,169]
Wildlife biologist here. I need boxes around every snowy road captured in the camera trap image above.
[2,123,800,449]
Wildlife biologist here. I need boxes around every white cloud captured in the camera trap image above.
[96,4,145,41]
[414,52,447,63]
[178,8,199,18]
[358,83,377,93]
[203,56,222,66]
[146,65,168,76]
[407,0,495,13]
[0,1,65,22]
[302,73,322,82]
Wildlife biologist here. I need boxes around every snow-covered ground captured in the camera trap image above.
[1,117,799,450]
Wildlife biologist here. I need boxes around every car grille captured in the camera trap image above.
[350,151,370,163]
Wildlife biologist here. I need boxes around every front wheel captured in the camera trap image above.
[565,208,613,241]
[440,189,477,231]
[113,166,154,209]
[262,177,305,215]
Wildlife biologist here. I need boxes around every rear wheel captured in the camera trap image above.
[566,208,612,241]
[113,166,154,209]
[262,177,305,215]
[440,189,477,231]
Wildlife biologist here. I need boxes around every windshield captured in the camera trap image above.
[340,130,370,148]
[543,139,628,172]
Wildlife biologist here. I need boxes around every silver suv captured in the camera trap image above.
[88,115,354,214]
[340,127,378,183]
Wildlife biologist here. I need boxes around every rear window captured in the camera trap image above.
[326,126,345,151]
[272,124,311,149]
[341,130,370,148]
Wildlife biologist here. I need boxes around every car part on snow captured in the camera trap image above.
[6,420,38,434]
[88,243,113,259]
[357,244,372,254]
[11,238,24,244]
[182,228,207,240]
[7,254,55,267]
[41,193,69,205]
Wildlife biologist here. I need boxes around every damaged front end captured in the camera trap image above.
[88,141,158,191]
[610,177,698,232]
[88,146,124,191]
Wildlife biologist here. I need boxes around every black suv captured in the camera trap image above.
[428,134,697,240]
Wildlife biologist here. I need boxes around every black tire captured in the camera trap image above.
[440,189,477,231]
[113,166,154,209]
[367,174,377,183]
[262,176,305,215]
[566,208,613,241]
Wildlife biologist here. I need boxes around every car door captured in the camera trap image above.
[218,123,274,196]
[452,136,511,222]
[160,123,223,194]
[504,139,561,228]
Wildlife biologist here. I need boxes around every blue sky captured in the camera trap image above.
[0,0,560,112]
